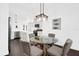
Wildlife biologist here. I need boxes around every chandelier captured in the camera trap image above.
[35,3,48,21]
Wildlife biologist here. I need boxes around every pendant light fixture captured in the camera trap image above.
[35,3,48,21]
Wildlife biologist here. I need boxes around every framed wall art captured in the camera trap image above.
[53,18,61,30]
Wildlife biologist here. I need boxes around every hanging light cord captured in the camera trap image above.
[40,3,44,14]
[43,3,44,14]
[40,3,41,14]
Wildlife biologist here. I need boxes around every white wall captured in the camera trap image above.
[9,3,79,51]
[45,3,79,51]
[0,4,9,56]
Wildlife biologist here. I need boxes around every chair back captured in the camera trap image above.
[62,39,72,56]
[21,34,33,56]
[48,33,55,38]
[29,33,35,38]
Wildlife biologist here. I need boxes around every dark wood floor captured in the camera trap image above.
[68,49,79,56]
[6,49,79,56]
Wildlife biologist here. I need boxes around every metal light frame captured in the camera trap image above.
[35,3,48,21]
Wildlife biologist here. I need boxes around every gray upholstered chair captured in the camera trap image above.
[47,39,72,56]
[21,34,43,56]
[48,33,58,43]
[29,33,38,45]
[21,41,43,56]
[29,33,35,38]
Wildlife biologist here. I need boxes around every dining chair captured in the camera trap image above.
[20,34,43,56]
[29,33,35,38]
[48,33,56,43]
[47,33,56,47]
[21,41,43,56]
[29,33,38,45]
[47,39,72,56]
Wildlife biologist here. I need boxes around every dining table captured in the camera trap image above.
[30,36,58,56]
